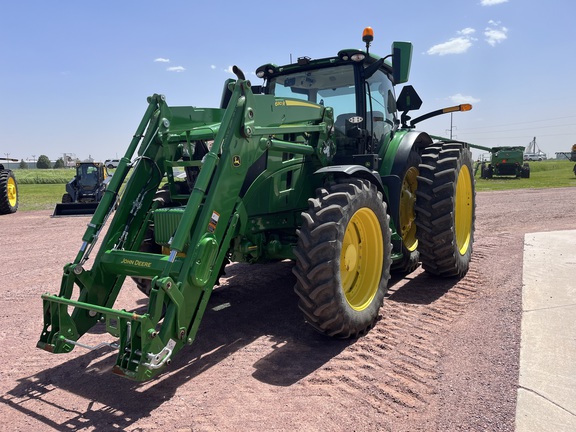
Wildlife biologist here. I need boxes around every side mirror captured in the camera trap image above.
[396,85,422,128]
[392,41,413,84]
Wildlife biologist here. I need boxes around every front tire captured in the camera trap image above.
[415,142,475,278]
[293,178,392,338]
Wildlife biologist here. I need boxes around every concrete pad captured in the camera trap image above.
[517,230,576,431]
[522,231,576,311]
[516,388,576,432]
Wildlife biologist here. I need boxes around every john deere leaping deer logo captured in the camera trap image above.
[232,155,241,167]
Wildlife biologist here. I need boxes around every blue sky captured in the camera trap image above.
[1,0,575,163]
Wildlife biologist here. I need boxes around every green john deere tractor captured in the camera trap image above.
[0,158,19,214]
[37,28,476,381]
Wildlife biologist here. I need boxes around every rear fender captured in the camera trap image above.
[380,130,432,229]
[380,130,432,177]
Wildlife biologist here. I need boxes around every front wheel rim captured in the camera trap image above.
[340,208,384,311]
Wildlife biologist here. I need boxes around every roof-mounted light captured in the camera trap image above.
[362,27,374,44]
[363,26,374,55]
[338,49,366,62]
[255,63,278,79]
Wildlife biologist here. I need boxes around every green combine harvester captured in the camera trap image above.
[37,28,476,381]
[478,146,530,179]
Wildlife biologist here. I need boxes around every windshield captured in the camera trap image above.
[268,64,396,153]
[269,65,356,124]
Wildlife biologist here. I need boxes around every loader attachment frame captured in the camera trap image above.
[37,77,332,381]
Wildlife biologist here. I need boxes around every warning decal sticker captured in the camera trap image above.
[208,211,220,233]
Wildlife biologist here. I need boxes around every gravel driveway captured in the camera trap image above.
[0,187,574,431]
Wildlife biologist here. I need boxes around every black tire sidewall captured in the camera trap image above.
[333,181,390,327]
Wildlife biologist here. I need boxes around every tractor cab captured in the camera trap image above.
[69,162,107,201]
[76,163,99,186]
[254,29,413,166]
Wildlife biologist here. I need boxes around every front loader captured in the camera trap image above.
[38,28,476,381]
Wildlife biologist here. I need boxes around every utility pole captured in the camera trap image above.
[446,113,457,139]
[4,153,10,169]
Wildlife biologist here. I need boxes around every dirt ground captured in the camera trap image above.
[0,187,574,432]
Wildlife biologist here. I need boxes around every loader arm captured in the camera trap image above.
[38,76,332,381]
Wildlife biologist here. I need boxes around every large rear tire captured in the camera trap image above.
[415,142,475,278]
[0,170,18,214]
[293,178,392,338]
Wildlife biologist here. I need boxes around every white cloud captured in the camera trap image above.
[449,93,480,104]
[459,27,476,36]
[210,65,216,70]
[427,36,473,56]
[167,66,185,72]
[224,65,235,74]
[485,22,508,46]
[481,0,508,5]
[428,22,507,54]
[154,58,170,63]
[427,28,478,55]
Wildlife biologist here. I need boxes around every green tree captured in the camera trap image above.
[53,158,65,169]
[36,154,52,169]
[19,159,28,169]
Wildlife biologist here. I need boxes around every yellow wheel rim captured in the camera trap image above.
[340,208,383,311]
[7,176,17,207]
[455,165,473,255]
[399,166,418,252]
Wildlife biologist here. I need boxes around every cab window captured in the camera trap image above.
[269,65,357,126]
